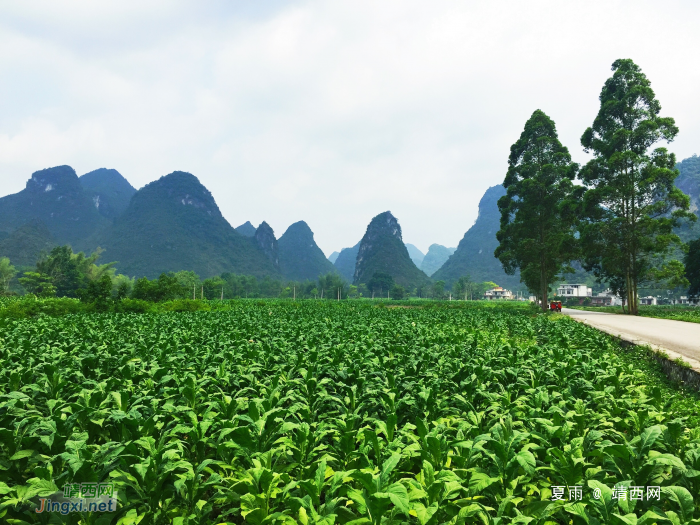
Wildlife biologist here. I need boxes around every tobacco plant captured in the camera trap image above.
[0,301,698,524]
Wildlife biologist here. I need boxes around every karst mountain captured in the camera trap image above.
[278,220,336,281]
[353,211,431,289]
[0,165,109,249]
[432,185,521,288]
[92,171,279,278]
[1,155,698,288]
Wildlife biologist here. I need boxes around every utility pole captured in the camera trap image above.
[221,286,223,301]
[193,284,195,300]
[201,285,203,300]
[293,286,296,301]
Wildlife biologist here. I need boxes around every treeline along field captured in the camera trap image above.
[1,302,699,524]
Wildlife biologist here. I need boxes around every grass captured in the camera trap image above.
[568,303,700,323]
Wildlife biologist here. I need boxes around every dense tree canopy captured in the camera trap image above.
[367,272,395,297]
[579,59,693,314]
[0,257,16,295]
[18,245,116,298]
[495,109,579,311]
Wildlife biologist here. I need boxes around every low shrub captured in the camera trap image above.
[160,299,211,312]
[113,298,156,314]
[0,295,85,319]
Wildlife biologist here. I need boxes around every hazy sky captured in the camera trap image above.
[1,1,698,255]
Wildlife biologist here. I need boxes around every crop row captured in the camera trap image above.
[0,302,699,524]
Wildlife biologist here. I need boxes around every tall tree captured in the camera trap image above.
[0,257,17,295]
[579,59,694,315]
[495,109,579,311]
[452,275,474,300]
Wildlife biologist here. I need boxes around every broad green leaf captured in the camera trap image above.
[515,450,536,476]
[379,453,401,489]
[411,502,439,525]
[468,472,498,494]
[384,482,410,517]
[611,513,637,525]
[661,486,694,523]
[636,426,663,455]
[9,450,34,461]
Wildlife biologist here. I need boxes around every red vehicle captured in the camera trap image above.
[550,301,562,312]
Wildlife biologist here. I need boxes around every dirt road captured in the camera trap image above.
[561,308,700,372]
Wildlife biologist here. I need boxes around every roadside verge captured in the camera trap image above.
[562,309,700,390]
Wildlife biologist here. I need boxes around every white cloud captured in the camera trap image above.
[1,0,699,255]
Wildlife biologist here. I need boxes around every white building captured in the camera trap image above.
[556,284,592,297]
[640,296,657,306]
[591,289,623,307]
[674,296,699,306]
[484,287,514,300]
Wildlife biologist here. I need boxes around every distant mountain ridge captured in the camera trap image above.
[91,171,280,278]
[404,244,425,267]
[278,221,336,281]
[0,165,109,249]
[354,211,431,289]
[3,154,697,284]
[0,219,56,267]
[236,221,257,237]
[80,168,136,220]
[421,244,456,276]
[432,185,521,289]
[334,243,360,282]
[254,222,280,270]
[676,155,700,242]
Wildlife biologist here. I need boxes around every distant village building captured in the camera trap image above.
[556,284,592,297]
[673,296,699,306]
[640,296,657,306]
[590,289,623,306]
[484,287,513,300]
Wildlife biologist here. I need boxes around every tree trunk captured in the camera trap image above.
[631,252,639,315]
[541,256,548,312]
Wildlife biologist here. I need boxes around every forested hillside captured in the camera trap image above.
[404,243,424,266]
[79,168,136,220]
[91,172,280,278]
[278,220,336,281]
[432,185,522,289]
[676,154,700,242]
[420,244,455,276]
[333,242,360,282]
[1,153,697,291]
[235,221,256,237]
[0,220,55,267]
[354,211,431,290]
[0,166,109,249]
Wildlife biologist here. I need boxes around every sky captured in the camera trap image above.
[0,1,699,256]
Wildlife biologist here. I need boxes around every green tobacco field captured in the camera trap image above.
[1,302,699,525]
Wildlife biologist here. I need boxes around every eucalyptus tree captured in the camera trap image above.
[495,109,579,311]
[579,59,693,315]
[0,257,16,295]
